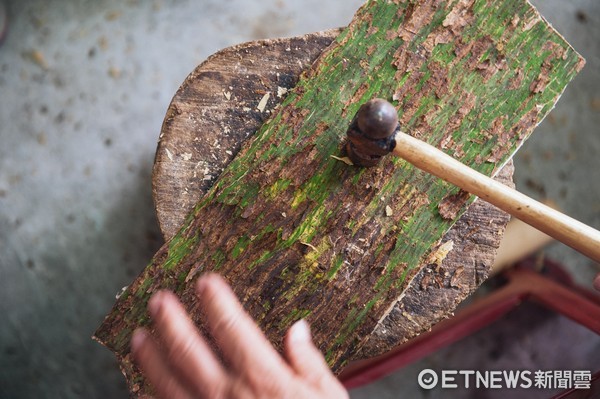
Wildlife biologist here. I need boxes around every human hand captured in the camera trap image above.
[131,273,349,399]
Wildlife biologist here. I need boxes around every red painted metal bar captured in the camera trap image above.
[522,268,600,334]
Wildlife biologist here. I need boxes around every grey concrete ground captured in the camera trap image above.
[0,0,597,398]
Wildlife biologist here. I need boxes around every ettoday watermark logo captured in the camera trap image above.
[417,369,592,390]
[417,369,439,389]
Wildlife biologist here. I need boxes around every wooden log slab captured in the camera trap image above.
[95,0,583,395]
[151,30,514,358]
[153,30,342,239]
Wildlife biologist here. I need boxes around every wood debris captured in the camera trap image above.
[256,92,270,112]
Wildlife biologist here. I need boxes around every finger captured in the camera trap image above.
[594,273,600,291]
[131,329,193,399]
[148,290,227,397]
[196,273,291,383]
[283,320,334,384]
[284,320,349,397]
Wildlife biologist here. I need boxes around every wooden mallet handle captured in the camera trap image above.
[394,131,600,263]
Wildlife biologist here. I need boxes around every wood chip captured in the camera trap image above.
[257,92,271,112]
[438,190,470,220]
[427,240,455,266]
[330,155,353,165]
[277,86,288,98]
[450,266,464,288]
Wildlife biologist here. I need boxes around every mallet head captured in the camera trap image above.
[346,98,399,167]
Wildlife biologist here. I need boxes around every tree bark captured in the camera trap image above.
[150,29,515,358]
[95,0,583,395]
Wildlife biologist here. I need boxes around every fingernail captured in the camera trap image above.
[289,319,311,343]
[196,276,207,295]
[148,291,164,318]
[131,329,148,352]
[196,273,218,295]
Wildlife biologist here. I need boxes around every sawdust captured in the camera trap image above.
[427,240,455,266]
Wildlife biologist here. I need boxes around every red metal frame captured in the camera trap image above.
[339,258,600,397]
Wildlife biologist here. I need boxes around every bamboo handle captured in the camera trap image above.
[394,131,600,263]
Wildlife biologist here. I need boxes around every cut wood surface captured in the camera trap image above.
[153,30,342,239]
[95,0,583,395]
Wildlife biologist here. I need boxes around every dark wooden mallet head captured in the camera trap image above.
[346,98,399,167]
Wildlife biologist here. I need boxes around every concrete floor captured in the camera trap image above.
[0,0,598,398]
